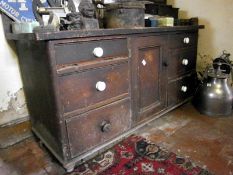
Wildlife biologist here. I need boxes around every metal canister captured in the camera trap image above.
[104,2,145,28]
[193,63,233,116]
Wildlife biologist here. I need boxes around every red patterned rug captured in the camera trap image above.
[70,135,212,175]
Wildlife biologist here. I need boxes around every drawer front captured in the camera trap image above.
[169,33,198,49]
[168,48,197,79]
[54,38,128,65]
[66,99,131,158]
[59,62,129,114]
[168,73,198,107]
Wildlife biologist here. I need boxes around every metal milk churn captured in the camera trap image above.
[193,62,233,116]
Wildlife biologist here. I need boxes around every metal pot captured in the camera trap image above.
[104,2,145,28]
[193,63,233,116]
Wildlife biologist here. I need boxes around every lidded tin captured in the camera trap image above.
[104,1,145,28]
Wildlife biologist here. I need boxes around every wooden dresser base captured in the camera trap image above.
[7,26,204,172]
[33,98,191,172]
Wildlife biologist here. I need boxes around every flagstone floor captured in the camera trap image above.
[1,103,233,175]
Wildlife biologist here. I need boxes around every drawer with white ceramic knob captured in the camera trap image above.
[167,73,198,107]
[58,62,129,116]
[53,37,128,66]
[168,48,197,79]
[169,32,198,49]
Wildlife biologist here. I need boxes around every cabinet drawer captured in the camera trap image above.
[168,73,198,107]
[54,38,128,65]
[59,62,129,115]
[169,33,197,49]
[168,48,197,79]
[66,98,131,158]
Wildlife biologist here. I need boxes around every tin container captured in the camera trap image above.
[104,2,145,28]
[193,63,233,116]
[12,22,39,33]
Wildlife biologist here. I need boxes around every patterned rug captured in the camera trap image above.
[70,135,212,175]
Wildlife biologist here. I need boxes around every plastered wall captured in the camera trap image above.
[167,0,233,72]
[0,14,28,126]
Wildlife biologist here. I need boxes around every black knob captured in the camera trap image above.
[163,61,168,67]
[101,121,111,132]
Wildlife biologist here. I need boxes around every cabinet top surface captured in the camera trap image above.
[6,25,204,41]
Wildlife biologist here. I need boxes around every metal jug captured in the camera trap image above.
[193,62,233,116]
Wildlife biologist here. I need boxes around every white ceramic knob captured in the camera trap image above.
[182,59,189,66]
[93,47,104,58]
[181,86,188,92]
[183,37,190,44]
[96,81,106,91]
[142,59,147,66]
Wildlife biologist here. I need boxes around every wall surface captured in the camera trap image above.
[0,14,28,126]
[167,0,233,72]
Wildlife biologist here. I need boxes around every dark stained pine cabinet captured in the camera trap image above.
[7,25,203,171]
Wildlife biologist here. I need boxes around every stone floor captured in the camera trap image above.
[1,103,233,175]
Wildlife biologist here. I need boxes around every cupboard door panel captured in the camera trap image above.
[131,35,167,122]
[138,46,160,111]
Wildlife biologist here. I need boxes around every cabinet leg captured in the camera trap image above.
[38,140,44,148]
[65,164,75,173]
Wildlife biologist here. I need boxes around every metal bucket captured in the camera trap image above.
[104,2,145,28]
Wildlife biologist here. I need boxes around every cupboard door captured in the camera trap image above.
[131,35,167,122]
